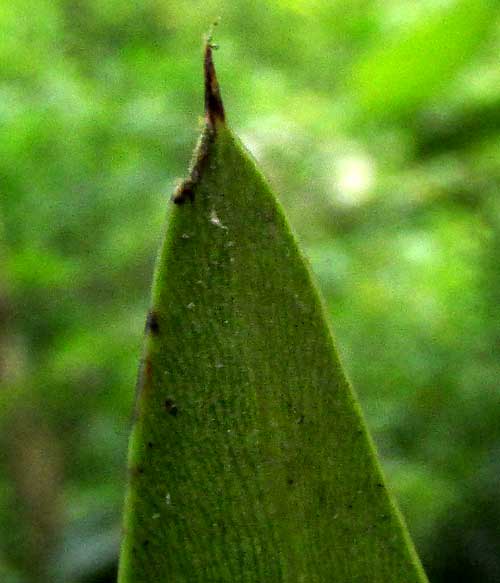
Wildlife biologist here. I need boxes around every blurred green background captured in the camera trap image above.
[1,0,499,581]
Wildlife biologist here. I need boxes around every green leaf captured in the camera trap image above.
[118,44,428,582]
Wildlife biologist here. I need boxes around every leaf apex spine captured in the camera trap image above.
[204,41,225,127]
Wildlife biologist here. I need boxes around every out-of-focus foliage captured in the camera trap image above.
[0,1,499,582]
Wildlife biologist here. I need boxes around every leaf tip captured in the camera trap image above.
[204,41,225,126]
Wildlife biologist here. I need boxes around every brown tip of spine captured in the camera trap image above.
[204,42,225,126]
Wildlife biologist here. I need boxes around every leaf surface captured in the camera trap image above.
[118,44,427,583]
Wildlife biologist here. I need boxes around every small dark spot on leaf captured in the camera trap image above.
[376,482,384,488]
[145,311,160,335]
[287,478,294,486]
[165,399,178,417]
[129,465,145,478]
[147,441,154,449]
[347,503,353,509]
[144,359,153,383]
[143,539,150,547]
[297,414,305,424]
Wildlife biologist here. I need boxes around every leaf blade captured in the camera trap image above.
[118,45,427,583]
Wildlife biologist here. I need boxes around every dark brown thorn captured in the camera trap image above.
[172,179,195,205]
[145,310,160,335]
[204,42,225,126]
